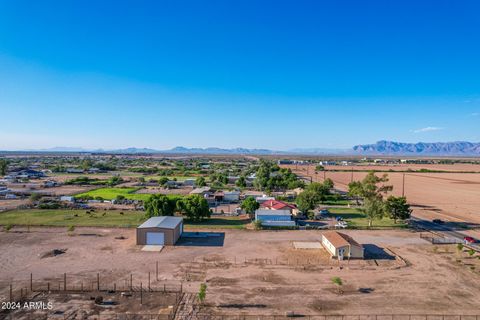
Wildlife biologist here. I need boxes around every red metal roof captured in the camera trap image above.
[260,200,296,210]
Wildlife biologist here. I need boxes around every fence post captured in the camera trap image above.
[140,282,143,305]
[148,272,151,291]
[9,284,12,302]
[156,261,159,281]
[47,282,50,292]
[97,273,100,291]
[130,274,133,291]
[64,273,67,291]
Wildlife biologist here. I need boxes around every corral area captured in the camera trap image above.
[1,227,479,317]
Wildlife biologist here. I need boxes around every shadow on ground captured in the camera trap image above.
[364,244,396,260]
[177,232,225,247]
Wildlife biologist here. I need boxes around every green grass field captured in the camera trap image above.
[75,187,149,201]
[75,187,182,201]
[0,209,249,229]
[0,209,145,227]
[328,207,407,229]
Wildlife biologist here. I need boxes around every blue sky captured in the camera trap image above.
[1,0,479,150]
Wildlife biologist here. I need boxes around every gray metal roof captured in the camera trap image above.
[138,216,183,229]
[255,209,292,216]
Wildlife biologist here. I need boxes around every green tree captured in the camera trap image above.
[144,194,176,218]
[315,165,325,172]
[176,195,211,222]
[195,176,206,187]
[236,176,247,188]
[241,196,260,218]
[0,159,8,176]
[29,193,41,202]
[385,196,412,223]
[323,178,334,190]
[158,177,169,187]
[80,159,93,171]
[361,197,385,227]
[296,190,319,216]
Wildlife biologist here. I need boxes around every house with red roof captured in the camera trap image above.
[260,200,299,216]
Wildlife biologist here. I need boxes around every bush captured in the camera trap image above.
[39,203,61,209]
[253,220,263,230]
[67,225,75,232]
[4,224,13,232]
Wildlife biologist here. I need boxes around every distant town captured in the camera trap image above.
[1,151,480,318]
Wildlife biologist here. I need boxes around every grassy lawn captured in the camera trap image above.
[328,207,408,229]
[0,209,249,229]
[75,187,182,201]
[0,209,145,228]
[184,216,250,230]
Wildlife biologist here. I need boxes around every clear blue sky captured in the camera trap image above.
[1,0,479,150]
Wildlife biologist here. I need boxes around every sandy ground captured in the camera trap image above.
[322,163,480,172]
[284,165,480,226]
[1,227,479,316]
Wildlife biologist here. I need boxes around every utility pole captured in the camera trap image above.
[402,173,406,197]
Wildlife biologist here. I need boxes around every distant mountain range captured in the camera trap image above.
[353,140,480,156]
[3,141,480,156]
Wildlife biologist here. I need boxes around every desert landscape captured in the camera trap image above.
[284,164,480,229]
[1,226,480,318]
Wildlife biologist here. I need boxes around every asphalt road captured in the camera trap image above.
[411,216,480,251]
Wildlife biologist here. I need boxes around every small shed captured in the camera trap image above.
[321,231,364,260]
[136,216,183,246]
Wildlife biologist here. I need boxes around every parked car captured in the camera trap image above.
[335,216,343,221]
[320,209,330,215]
[335,221,348,229]
[464,236,477,244]
[432,219,444,224]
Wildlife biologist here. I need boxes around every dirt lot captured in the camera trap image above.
[1,227,479,316]
[284,165,480,226]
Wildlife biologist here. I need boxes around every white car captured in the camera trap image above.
[335,221,348,229]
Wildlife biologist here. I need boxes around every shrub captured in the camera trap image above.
[198,283,207,304]
[253,220,262,230]
[67,225,75,232]
[4,224,13,232]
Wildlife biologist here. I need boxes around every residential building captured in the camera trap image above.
[321,231,364,260]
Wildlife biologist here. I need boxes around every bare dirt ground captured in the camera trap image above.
[284,165,480,227]
[1,227,479,316]
[323,163,480,172]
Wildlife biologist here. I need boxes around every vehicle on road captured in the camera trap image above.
[464,236,477,244]
[432,219,444,224]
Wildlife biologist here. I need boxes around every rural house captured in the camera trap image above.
[321,231,364,260]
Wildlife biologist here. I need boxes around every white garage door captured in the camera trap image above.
[146,232,165,245]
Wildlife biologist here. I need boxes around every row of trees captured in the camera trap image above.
[348,172,411,226]
[254,160,305,191]
[295,179,335,218]
[144,194,211,222]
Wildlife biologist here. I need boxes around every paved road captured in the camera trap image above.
[411,216,480,251]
